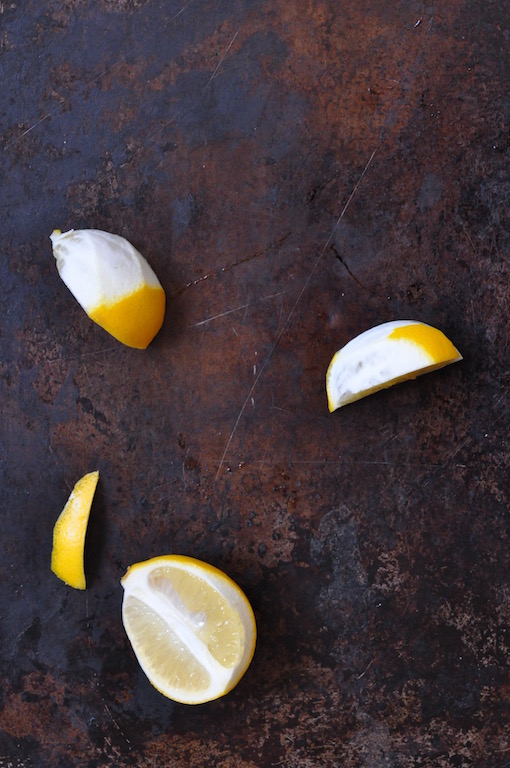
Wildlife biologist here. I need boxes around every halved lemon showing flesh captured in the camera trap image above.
[51,470,99,589]
[326,320,462,411]
[121,555,257,705]
[50,229,165,349]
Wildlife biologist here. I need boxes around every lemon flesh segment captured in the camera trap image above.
[51,470,99,590]
[123,595,211,695]
[121,555,257,704]
[50,228,165,349]
[326,320,462,411]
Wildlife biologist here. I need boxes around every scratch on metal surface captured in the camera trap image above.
[214,148,378,481]
[103,702,132,749]
[171,233,291,299]
[202,28,240,93]
[190,292,284,327]
[4,57,127,150]
[439,436,471,469]
[166,0,195,25]
[47,345,122,365]
[191,303,250,326]
[4,1,195,151]
[330,242,377,295]
[438,392,508,469]
[252,459,442,468]
[103,736,122,761]
[271,389,291,415]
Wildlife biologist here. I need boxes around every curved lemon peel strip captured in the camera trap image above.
[51,470,99,590]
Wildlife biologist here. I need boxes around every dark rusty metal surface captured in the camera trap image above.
[2,0,510,765]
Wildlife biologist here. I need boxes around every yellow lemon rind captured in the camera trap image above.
[51,470,99,590]
[89,284,166,349]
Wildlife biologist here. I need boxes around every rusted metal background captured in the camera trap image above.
[2,0,510,765]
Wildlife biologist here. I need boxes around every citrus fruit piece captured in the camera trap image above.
[50,228,165,349]
[121,555,257,704]
[326,320,462,411]
[51,470,99,590]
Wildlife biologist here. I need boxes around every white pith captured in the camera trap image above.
[50,229,162,312]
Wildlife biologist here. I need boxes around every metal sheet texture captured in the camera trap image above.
[2,0,510,765]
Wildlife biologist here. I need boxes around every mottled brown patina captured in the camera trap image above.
[2,0,510,765]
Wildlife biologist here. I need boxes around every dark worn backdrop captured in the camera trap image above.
[1,1,510,766]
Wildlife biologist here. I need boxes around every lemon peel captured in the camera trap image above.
[50,228,165,349]
[326,320,462,411]
[121,555,257,704]
[51,470,99,590]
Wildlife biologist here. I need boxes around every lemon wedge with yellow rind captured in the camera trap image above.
[121,555,257,704]
[51,470,99,590]
[50,229,165,349]
[326,320,462,411]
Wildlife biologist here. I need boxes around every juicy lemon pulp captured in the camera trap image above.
[147,566,244,667]
[89,284,166,349]
[121,555,256,704]
[326,320,462,411]
[51,470,99,589]
[124,595,211,693]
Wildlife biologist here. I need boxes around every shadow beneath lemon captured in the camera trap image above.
[84,477,108,589]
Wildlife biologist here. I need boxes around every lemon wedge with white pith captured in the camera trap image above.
[121,555,257,705]
[326,320,462,411]
[51,470,99,589]
[50,229,165,349]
